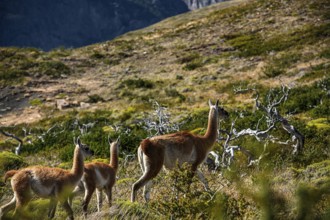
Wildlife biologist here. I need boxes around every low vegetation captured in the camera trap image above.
[0,0,329,219]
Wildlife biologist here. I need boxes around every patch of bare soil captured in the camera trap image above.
[0,67,112,126]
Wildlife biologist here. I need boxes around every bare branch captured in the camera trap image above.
[218,83,304,169]
[142,100,180,137]
[0,129,23,155]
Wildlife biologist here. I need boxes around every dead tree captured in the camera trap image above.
[218,116,273,167]
[142,101,179,136]
[217,84,305,168]
[73,119,97,135]
[253,85,304,154]
[0,129,23,155]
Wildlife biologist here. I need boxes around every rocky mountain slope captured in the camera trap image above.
[1,0,328,126]
[182,0,224,10]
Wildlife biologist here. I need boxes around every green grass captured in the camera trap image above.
[307,118,330,129]
[263,52,301,78]
[281,77,329,116]
[29,98,43,106]
[225,23,330,57]
[299,62,330,81]
[0,47,72,85]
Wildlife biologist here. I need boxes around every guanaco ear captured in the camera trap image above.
[116,136,121,146]
[107,135,112,145]
[77,136,81,146]
[215,100,219,108]
[208,99,212,107]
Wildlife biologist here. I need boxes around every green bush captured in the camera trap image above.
[90,51,105,59]
[165,88,185,102]
[0,151,27,175]
[183,58,205,71]
[177,52,200,64]
[120,78,154,89]
[180,107,209,131]
[38,61,71,78]
[87,94,104,103]
[281,78,329,116]
[0,69,28,83]
[210,181,258,220]
[149,163,211,219]
[48,47,72,58]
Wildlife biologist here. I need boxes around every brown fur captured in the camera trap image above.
[0,138,93,220]
[4,170,18,183]
[69,139,119,217]
[131,100,228,202]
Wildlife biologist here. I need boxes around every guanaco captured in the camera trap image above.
[131,100,228,202]
[0,137,94,220]
[69,137,119,217]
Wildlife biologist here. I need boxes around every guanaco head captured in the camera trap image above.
[209,99,229,120]
[74,137,94,158]
[107,135,120,150]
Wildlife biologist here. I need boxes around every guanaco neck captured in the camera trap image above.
[70,146,85,179]
[203,107,219,149]
[109,142,118,171]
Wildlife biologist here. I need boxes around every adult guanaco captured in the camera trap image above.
[131,100,228,202]
[69,137,119,217]
[0,137,94,220]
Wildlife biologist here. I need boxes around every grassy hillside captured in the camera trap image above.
[0,0,329,219]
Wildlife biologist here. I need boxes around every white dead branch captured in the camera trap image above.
[216,84,305,168]
[142,101,180,136]
[0,128,23,155]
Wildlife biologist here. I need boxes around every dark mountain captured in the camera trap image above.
[0,0,189,51]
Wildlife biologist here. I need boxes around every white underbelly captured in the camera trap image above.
[164,148,196,169]
[95,168,108,188]
[30,178,54,197]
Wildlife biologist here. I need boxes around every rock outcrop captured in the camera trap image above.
[181,0,224,10]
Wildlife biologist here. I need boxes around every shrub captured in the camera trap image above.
[210,192,256,219]
[180,107,209,131]
[120,78,154,89]
[0,151,27,175]
[87,94,104,103]
[177,52,200,64]
[165,88,185,102]
[0,69,28,83]
[281,78,329,116]
[48,47,72,58]
[90,51,105,59]
[149,163,211,219]
[183,58,204,71]
[38,61,71,78]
